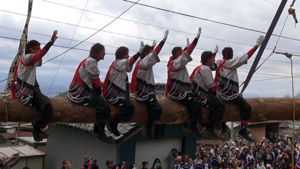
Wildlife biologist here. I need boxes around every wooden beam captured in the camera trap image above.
[0,96,299,123]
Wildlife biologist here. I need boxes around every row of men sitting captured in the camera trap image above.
[12,28,265,144]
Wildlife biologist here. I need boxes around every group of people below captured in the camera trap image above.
[12,28,265,144]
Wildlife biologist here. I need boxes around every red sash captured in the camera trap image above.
[190,66,201,85]
[130,59,149,94]
[102,61,120,95]
[214,60,235,83]
[165,56,183,97]
[70,57,90,90]
[12,57,33,98]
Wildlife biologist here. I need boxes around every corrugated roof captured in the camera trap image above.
[57,123,141,140]
[0,145,45,159]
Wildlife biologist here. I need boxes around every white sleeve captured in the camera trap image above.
[114,59,132,72]
[139,51,160,69]
[226,53,249,69]
[85,59,100,79]
[172,51,192,69]
[201,67,216,89]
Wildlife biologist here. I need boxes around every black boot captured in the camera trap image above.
[188,122,202,138]
[93,123,98,135]
[32,128,43,142]
[97,123,113,144]
[238,124,252,141]
[145,119,155,139]
[109,118,121,136]
[32,128,49,142]
[145,123,153,139]
[221,122,229,133]
[155,124,166,139]
[206,122,217,138]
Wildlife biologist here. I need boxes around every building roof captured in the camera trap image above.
[248,120,282,125]
[0,145,45,159]
[57,123,143,141]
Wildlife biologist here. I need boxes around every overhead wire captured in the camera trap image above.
[123,0,300,42]
[2,25,300,66]
[239,14,290,87]
[0,0,299,87]
[47,0,89,96]
[43,0,140,64]
[39,0,300,50]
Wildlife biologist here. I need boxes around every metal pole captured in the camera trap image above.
[241,0,288,93]
[230,122,234,141]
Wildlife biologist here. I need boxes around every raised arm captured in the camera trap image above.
[247,35,265,59]
[139,30,169,69]
[154,30,168,55]
[129,41,145,67]
[29,30,58,65]
[186,27,201,55]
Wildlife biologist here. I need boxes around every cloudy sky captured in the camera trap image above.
[0,0,299,97]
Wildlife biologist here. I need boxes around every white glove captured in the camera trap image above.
[196,27,202,39]
[186,38,190,48]
[214,45,219,54]
[51,30,58,43]
[138,41,145,54]
[152,40,157,48]
[163,30,169,41]
[256,35,265,46]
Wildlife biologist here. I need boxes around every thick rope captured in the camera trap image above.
[289,57,296,169]
[2,94,10,122]
[240,14,289,88]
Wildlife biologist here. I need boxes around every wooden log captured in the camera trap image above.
[0,96,299,124]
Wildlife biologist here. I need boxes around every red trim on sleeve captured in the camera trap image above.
[241,120,248,125]
[29,48,48,65]
[92,77,101,88]
[12,59,21,98]
[247,49,255,59]
[209,86,217,93]
[29,45,41,50]
[129,57,137,67]
[154,44,162,55]
[186,43,196,55]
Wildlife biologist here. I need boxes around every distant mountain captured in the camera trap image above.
[40,86,68,97]
[243,93,260,98]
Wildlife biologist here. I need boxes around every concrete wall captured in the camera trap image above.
[117,124,197,169]
[12,156,44,169]
[46,124,117,169]
[249,124,266,142]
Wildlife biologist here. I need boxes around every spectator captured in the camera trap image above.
[141,161,149,169]
[167,148,178,169]
[117,161,126,169]
[106,160,114,169]
[266,164,273,169]
[82,155,98,169]
[187,157,196,169]
[261,137,267,146]
[278,158,288,169]
[246,149,256,168]
[200,156,212,169]
[257,160,266,169]
[256,148,264,162]
[181,155,189,169]
[262,147,274,167]
[151,158,162,169]
[0,153,20,169]
[61,160,71,169]
[194,152,202,165]
[130,163,137,169]
[173,156,182,169]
